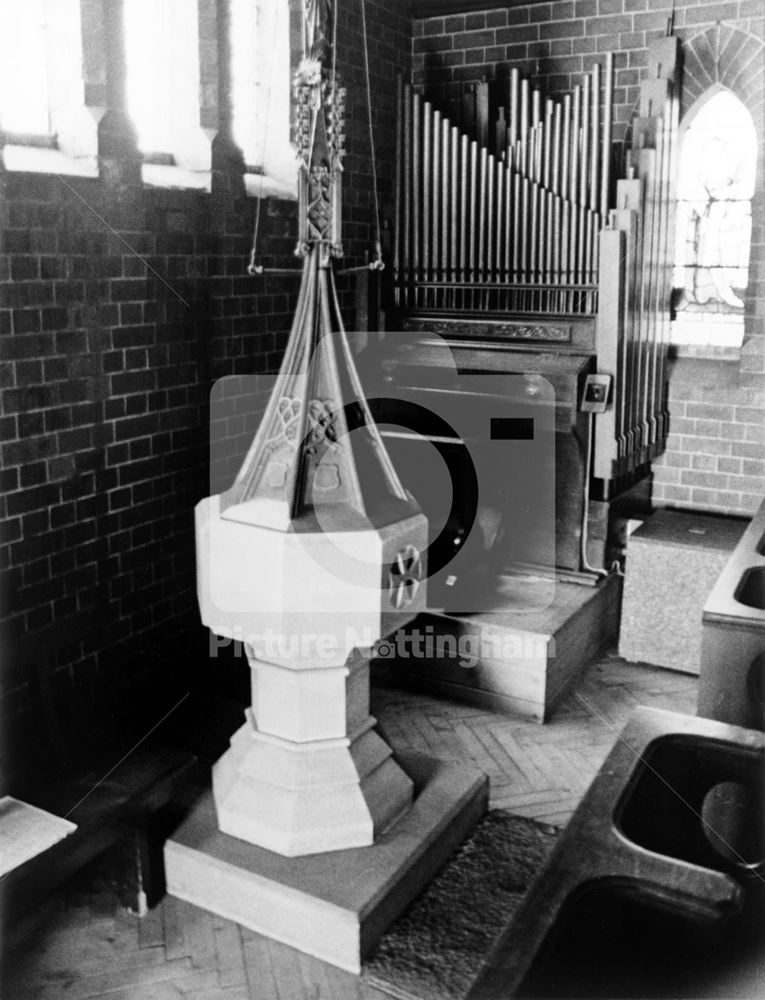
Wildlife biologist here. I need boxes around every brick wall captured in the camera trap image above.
[0,0,410,788]
[651,16,765,516]
[652,360,765,514]
[337,0,412,270]
[414,0,765,517]
[413,0,763,142]
[0,173,298,784]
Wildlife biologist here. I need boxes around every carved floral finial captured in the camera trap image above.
[296,57,322,87]
[293,0,345,262]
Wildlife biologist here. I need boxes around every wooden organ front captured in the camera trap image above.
[366,34,681,585]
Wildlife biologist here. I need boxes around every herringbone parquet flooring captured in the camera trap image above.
[375,653,697,827]
[2,654,697,1000]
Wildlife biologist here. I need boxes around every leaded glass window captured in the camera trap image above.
[672,90,757,347]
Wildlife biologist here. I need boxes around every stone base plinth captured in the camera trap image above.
[165,752,488,973]
[212,711,414,856]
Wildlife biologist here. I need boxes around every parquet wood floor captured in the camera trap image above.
[2,654,697,1000]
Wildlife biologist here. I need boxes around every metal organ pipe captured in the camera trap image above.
[485,150,495,301]
[469,140,478,286]
[460,132,468,298]
[504,158,512,286]
[601,53,613,219]
[478,145,488,290]
[509,68,519,150]
[580,73,590,209]
[394,74,402,303]
[520,175,529,289]
[590,62,600,214]
[412,91,420,306]
[529,179,539,289]
[552,102,561,196]
[512,172,521,284]
[422,101,431,305]
[441,118,450,294]
[561,94,570,201]
[544,98,554,191]
[431,108,440,303]
[495,156,504,290]
[450,124,459,292]
[520,77,529,174]
[571,85,581,211]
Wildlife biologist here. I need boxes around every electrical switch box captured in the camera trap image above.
[581,374,612,413]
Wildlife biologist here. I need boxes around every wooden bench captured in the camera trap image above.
[1,742,200,925]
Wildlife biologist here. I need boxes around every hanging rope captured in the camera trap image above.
[360,0,384,271]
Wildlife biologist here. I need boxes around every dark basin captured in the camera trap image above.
[757,532,765,556]
[517,881,765,999]
[616,735,764,873]
[516,734,765,998]
[735,566,765,611]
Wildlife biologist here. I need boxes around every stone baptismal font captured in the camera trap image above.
[164,0,487,971]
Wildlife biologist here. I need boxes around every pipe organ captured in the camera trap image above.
[372,34,681,581]
[394,55,613,317]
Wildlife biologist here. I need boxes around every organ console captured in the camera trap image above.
[369,33,681,584]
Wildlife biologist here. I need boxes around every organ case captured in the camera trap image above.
[369,34,681,581]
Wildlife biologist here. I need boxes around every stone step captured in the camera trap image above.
[164,752,488,973]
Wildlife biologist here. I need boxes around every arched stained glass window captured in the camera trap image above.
[672,90,757,348]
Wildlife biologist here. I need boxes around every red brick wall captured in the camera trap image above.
[0,0,410,786]
[413,0,765,517]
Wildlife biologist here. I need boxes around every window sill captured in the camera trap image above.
[140,165,297,198]
[669,342,741,362]
[142,165,298,198]
[1,144,98,177]
[142,163,211,191]
[0,149,298,202]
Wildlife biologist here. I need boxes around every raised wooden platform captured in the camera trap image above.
[372,572,621,722]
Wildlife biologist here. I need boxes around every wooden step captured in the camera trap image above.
[372,573,622,722]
